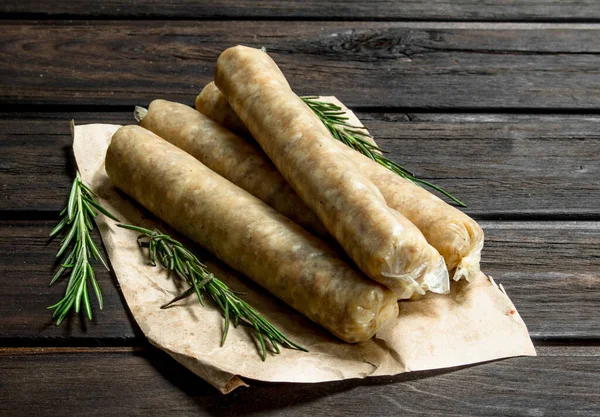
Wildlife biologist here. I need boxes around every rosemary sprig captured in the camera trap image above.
[48,173,119,325]
[117,224,307,360]
[301,96,466,207]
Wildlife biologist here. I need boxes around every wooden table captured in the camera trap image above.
[1,2,599,415]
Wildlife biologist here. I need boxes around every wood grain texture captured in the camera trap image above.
[0,113,130,213]
[0,220,139,341]
[0,3,596,412]
[1,220,599,340]
[2,112,598,217]
[2,0,600,21]
[480,221,600,339]
[2,21,600,109]
[1,346,599,416]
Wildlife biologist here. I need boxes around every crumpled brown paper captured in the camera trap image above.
[72,102,535,394]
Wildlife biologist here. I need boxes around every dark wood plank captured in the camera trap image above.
[2,21,600,109]
[0,113,130,213]
[0,220,139,340]
[1,346,598,416]
[2,112,599,217]
[2,220,599,340]
[480,221,600,339]
[2,1,600,21]
[361,112,600,218]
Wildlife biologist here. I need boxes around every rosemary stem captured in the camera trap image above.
[49,173,119,325]
[118,223,306,359]
[301,97,466,207]
[76,193,89,318]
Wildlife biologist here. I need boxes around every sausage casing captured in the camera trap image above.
[215,45,449,298]
[105,125,399,342]
[195,82,251,137]
[195,81,483,281]
[140,99,329,237]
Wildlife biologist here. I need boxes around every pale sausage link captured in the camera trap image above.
[215,46,449,298]
[105,125,399,342]
[195,82,483,281]
[141,99,329,238]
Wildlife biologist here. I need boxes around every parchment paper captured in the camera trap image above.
[72,102,535,394]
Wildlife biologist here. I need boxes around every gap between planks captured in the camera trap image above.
[1,344,598,357]
[2,16,600,27]
[3,0,600,22]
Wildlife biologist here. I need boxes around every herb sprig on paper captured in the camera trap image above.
[48,173,119,325]
[301,97,466,207]
[118,224,307,360]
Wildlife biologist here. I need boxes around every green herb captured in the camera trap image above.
[118,224,307,360]
[301,96,466,207]
[48,173,119,325]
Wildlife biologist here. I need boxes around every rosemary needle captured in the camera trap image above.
[48,172,119,325]
[301,96,466,207]
[118,224,307,360]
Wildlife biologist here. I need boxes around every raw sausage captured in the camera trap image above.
[140,99,329,237]
[195,84,483,281]
[105,125,399,342]
[215,46,449,298]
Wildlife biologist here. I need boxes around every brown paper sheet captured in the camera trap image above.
[72,103,535,394]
